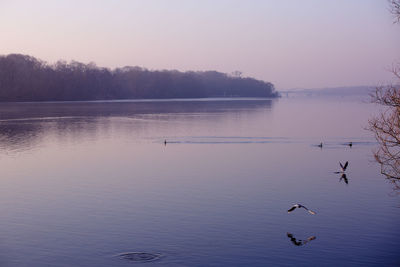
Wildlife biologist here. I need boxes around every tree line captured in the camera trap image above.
[0,54,278,102]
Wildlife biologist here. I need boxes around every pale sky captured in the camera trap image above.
[0,0,399,90]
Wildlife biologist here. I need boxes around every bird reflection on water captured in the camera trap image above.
[339,173,349,185]
[286,233,316,246]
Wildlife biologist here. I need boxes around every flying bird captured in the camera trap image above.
[334,161,349,174]
[287,204,316,215]
[334,161,348,174]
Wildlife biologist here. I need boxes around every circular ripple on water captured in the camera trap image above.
[118,252,162,262]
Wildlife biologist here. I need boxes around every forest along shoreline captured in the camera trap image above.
[0,54,278,102]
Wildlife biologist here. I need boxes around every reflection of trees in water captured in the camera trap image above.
[0,99,273,120]
[0,99,273,153]
[0,122,44,153]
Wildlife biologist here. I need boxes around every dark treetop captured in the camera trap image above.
[0,54,278,102]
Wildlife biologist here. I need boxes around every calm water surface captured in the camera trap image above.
[0,97,398,266]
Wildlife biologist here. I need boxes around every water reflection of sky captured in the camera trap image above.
[0,98,398,266]
[0,99,273,152]
[0,98,376,152]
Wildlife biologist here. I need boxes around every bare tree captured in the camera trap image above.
[369,67,400,181]
[390,0,400,23]
[369,0,400,190]
[231,70,243,78]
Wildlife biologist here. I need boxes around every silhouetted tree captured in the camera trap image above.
[369,0,400,191]
[0,54,278,102]
[231,70,243,78]
[369,68,400,181]
[390,0,400,23]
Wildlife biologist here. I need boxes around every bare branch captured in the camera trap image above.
[390,0,400,23]
[370,2,400,192]
[369,67,400,190]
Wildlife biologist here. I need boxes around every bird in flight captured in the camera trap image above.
[335,161,349,174]
[287,204,316,215]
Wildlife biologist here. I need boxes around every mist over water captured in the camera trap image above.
[0,97,398,266]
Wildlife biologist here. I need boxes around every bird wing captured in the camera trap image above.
[307,236,316,241]
[299,205,315,214]
[339,162,344,169]
[294,240,302,246]
[343,161,349,170]
[341,173,348,184]
[287,206,297,213]
[300,205,316,214]
[303,236,316,245]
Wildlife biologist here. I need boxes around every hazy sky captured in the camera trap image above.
[1,0,399,89]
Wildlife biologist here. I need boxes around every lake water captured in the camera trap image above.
[0,97,398,266]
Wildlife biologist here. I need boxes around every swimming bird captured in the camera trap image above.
[164,140,167,145]
[317,142,323,148]
[287,204,316,215]
[348,142,353,147]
